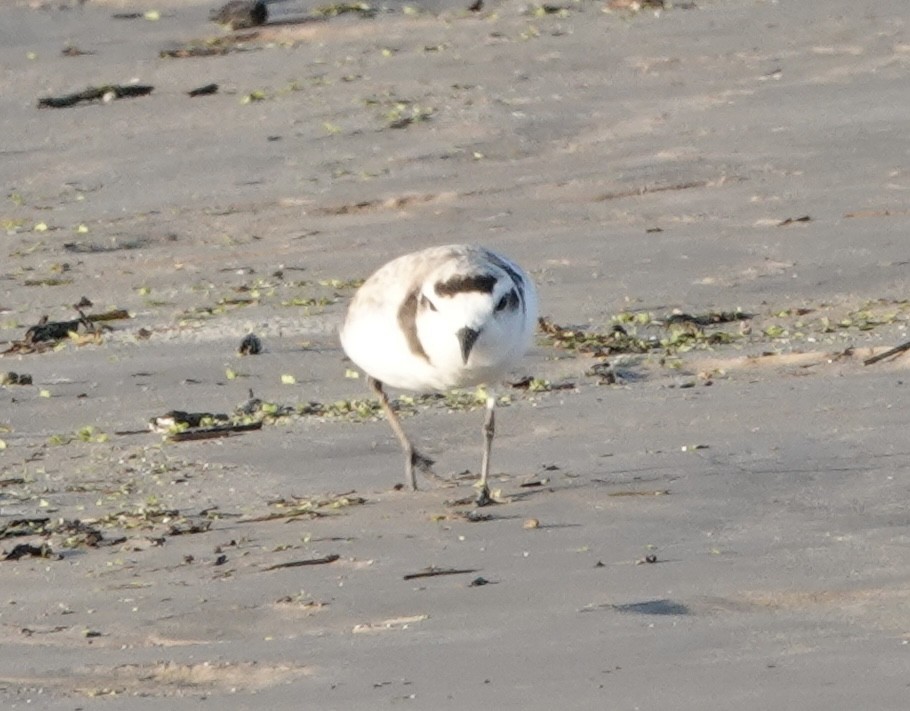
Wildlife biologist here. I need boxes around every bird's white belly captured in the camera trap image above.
[342,323,511,393]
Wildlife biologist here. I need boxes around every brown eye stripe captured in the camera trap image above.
[434,273,498,296]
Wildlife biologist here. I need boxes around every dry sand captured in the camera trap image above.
[1,0,909,708]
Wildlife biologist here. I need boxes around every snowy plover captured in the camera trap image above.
[341,244,537,503]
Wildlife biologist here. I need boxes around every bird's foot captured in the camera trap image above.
[474,485,493,507]
[413,450,451,485]
[411,450,436,473]
[403,450,445,490]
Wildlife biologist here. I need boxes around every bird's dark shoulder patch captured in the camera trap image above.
[434,273,498,297]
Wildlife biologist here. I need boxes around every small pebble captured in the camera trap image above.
[239,333,262,355]
[523,518,540,529]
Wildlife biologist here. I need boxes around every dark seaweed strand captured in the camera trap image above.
[397,289,430,362]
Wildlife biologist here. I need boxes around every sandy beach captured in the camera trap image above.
[1,0,909,707]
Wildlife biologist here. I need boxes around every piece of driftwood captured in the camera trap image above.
[188,83,219,97]
[402,566,479,581]
[38,84,153,109]
[778,215,811,226]
[261,553,340,572]
[87,309,130,322]
[864,340,910,366]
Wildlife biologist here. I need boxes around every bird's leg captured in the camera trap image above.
[476,393,496,506]
[368,376,434,491]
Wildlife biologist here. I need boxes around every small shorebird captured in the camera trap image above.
[340,245,537,504]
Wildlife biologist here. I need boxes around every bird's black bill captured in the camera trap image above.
[457,327,480,364]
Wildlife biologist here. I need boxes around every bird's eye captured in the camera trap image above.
[495,291,514,312]
[420,294,437,312]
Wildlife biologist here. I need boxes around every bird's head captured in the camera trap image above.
[413,263,535,375]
